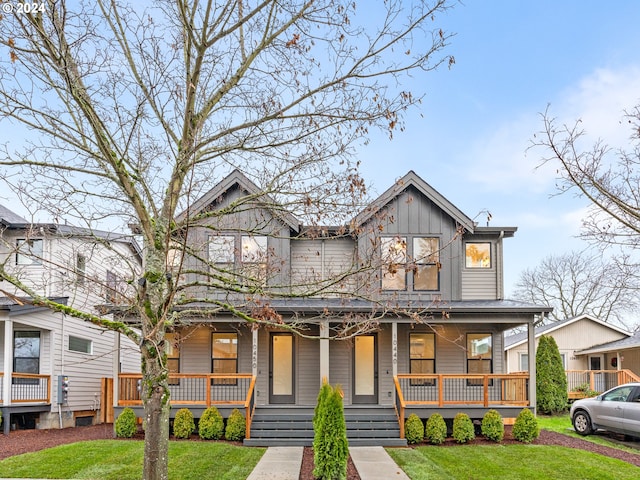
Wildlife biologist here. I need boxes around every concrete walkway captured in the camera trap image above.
[246,446,410,480]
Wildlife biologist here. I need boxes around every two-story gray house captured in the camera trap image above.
[114,169,551,446]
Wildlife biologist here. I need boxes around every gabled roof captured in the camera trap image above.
[176,169,300,232]
[0,204,29,225]
[575,331,640,355]
[504,314,631,350]
[351,170,476,232]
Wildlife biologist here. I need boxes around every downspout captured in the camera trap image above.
[59,312,66,429]
[497,230,504,299]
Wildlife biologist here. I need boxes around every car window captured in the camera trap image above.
[629,389,640,403]
[602,386,634,402]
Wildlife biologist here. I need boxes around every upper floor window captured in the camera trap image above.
[16,238,43,265]
[381,236,440,291]
[75,254,86,286]
[69,335,92,354]
[465,242,491,268]
[208,235,235,265]
[381,236,407,290]
[208,234,268,286]
[413,237,439,290]
[105,270,117,303]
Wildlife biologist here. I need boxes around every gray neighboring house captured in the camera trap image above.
[1,205,141,434]
[113,169,551,446]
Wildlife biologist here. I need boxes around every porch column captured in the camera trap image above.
[320,320,329,383]
[391,322,398,377]
[528,319,537,412]
[3,318,13,434]
[252,328,258,378]
[112,332,120,409]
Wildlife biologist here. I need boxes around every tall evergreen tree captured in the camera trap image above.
[536,335,568,414]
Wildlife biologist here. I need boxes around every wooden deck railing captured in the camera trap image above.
[394,373,529,438]
[566,369,640,399]
[118,373,257,438]
[0,373,51,404]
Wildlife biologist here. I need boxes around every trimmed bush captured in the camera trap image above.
[225,408,246,441]
[199,406,224,440]
[404,414,424,445]
[452,413,475,444]
[425,413,447,445]
[536,335,568,414]
[115,407,137,438]
[313,382,348,480]
[173,408,195,439]
[481,409,504,442]
[513,408,539,443]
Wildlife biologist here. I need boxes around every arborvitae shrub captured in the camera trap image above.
[452,413,475,444]
[481,409,504,442]
[404,414,424,445]
[199,406,224,440]
[513,408,539,443]
[115,407,137,438]
[425,413,447,445]
[224,408,246,441]
[173,408,195,439]
[536,335,568,414]
[313,383,348,480]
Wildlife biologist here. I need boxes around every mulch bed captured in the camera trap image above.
[2,424,640,478]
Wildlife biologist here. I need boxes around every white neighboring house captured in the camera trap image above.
[0,205,141,432]
[504,314,631,373]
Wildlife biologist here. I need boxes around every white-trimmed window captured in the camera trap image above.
[16,238,43,265]
[75,254,86,286]
[465,242,491,268]
[69,336,92,354]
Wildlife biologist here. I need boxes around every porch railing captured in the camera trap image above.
[566,369,640,398]
[118,373,257,439]
[0,373,51,404]
[394,373,529,438]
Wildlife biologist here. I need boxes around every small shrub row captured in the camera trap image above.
[114,406,246,440]
[402,408,538,444]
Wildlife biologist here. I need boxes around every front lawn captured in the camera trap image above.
[387,444,640,480]
[0,440,265,480]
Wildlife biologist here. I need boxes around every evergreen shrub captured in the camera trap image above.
[425,413,447,445]
[225,408,246,441]
[513,408,539,443]
[115,407,137,438]
[313,382,348,480]
[481,409,504,442]
[452,412,475,444]
[173,408,195,439]
[199,406,224,440]
[404,414,424,445]
[536,335,568,414]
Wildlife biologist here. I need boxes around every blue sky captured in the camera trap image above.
[359,0,640,296]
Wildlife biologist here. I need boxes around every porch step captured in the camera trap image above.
[244,406,407,447]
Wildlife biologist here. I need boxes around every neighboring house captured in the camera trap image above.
[113,169,551,446]
[504,314,631,374]
[0,205,141,434]
[574,331,640,379]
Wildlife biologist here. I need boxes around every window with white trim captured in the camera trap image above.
[16,238,43,265]
[69,336,92,354]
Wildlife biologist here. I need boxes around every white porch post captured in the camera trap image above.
[391,322,398,377]
[252,328,258,378]
[3,319,12,407]
[528,318,537,412]
[112,332,121,409]
[320,320,329,383]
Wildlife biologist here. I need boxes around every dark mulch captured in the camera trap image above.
[1,424,640,479]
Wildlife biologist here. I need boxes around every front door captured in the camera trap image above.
[270,333,295,404]
[353,334,378,404]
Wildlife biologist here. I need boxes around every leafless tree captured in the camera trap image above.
[0,1,455,478]
[513,250,639,329]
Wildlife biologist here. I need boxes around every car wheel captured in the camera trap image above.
[573,411,593,435]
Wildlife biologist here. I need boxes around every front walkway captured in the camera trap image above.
[246,446,410,480]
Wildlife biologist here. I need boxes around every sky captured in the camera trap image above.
[358,0,640,297]
[2,1,639,299]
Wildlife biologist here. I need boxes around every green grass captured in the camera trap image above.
[386,413,640,479]
[387,444,640,480]
[0,440,265,480]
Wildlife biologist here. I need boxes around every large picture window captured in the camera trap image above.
[212,332,238,385]
[16,239,43,265]
[410,333,435,385]
[381,236,407,290]
[465,243,491,268]
[467,333,492,385]
[413,237,439,290]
